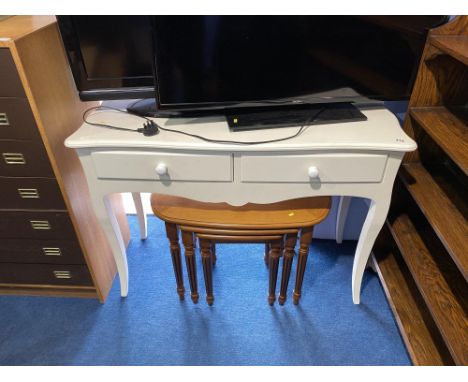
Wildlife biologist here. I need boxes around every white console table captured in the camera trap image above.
[65,107,416,304]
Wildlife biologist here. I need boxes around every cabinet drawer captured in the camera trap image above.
[0,211,76,239]
[0,263,93,286]
[0,177,66,210]
[0,48,26,98]
[0,98,41,140]
[91,151,233,182]
[0,140,54,177]
[240,153,388,183]
[0,239,85,264]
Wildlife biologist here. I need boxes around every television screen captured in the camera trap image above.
[153,16,447,110]
[57,15,448,105]
[57,15,154,99]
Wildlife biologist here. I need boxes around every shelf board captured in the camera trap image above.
[430,35,468,66]
[399,163,468,280]
[373,226,454,365]
[387,212,468,365]
[410,106,468,176]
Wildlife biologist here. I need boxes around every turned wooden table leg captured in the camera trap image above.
[200,238,215,305]
[293,226,313,305]
[211,243,217,267]
[264,243,270,267]
[181,230,199,303]
[165,222,185,300]
[279,232,298,305]
[268,239,282,305]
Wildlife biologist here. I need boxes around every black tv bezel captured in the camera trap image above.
[56,15,155,101]
[78,87,155,102]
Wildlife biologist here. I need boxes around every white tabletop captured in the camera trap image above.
[65,106,416,153]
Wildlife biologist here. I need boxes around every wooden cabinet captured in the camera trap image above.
[0,97,41,140]
[0,239,85,264]
[0,16,130,302]
[372,16,468,365]
[0,47,26,97]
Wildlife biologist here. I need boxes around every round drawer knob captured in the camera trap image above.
[155,163,168,176]
[308,166,319,178]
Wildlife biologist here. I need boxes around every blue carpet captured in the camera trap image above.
[0,216,410,365]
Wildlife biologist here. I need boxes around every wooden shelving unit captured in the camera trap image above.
[388,210,467,365]
[430,35,468,66]
[400,163,468,279]
[373,225,454,366]
[409,107,468,175]
[373,16,468,366]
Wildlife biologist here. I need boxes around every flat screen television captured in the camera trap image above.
[57,16,155,100]
[57,15,448,113]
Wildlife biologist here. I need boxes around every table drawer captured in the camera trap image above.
[0,211,76,239]
[0,239,85,264]
[91,151,233,182]
[0,98,41,140]
[0,48,26,98]
[240,153,388,183]
[0,263,93,286]
[0,177,66,210]
[0,140,54,177]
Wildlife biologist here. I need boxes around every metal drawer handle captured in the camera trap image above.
[30,220,51,230]
[53,270,72,279]
[42,247,62,256]
[3,153,26,165]
[0,112,9,126]
[18,188,40,199]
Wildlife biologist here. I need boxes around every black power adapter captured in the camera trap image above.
[138,120,160,136]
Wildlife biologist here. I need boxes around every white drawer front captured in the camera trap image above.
[91,151,233,182]
[240,153,388,183]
